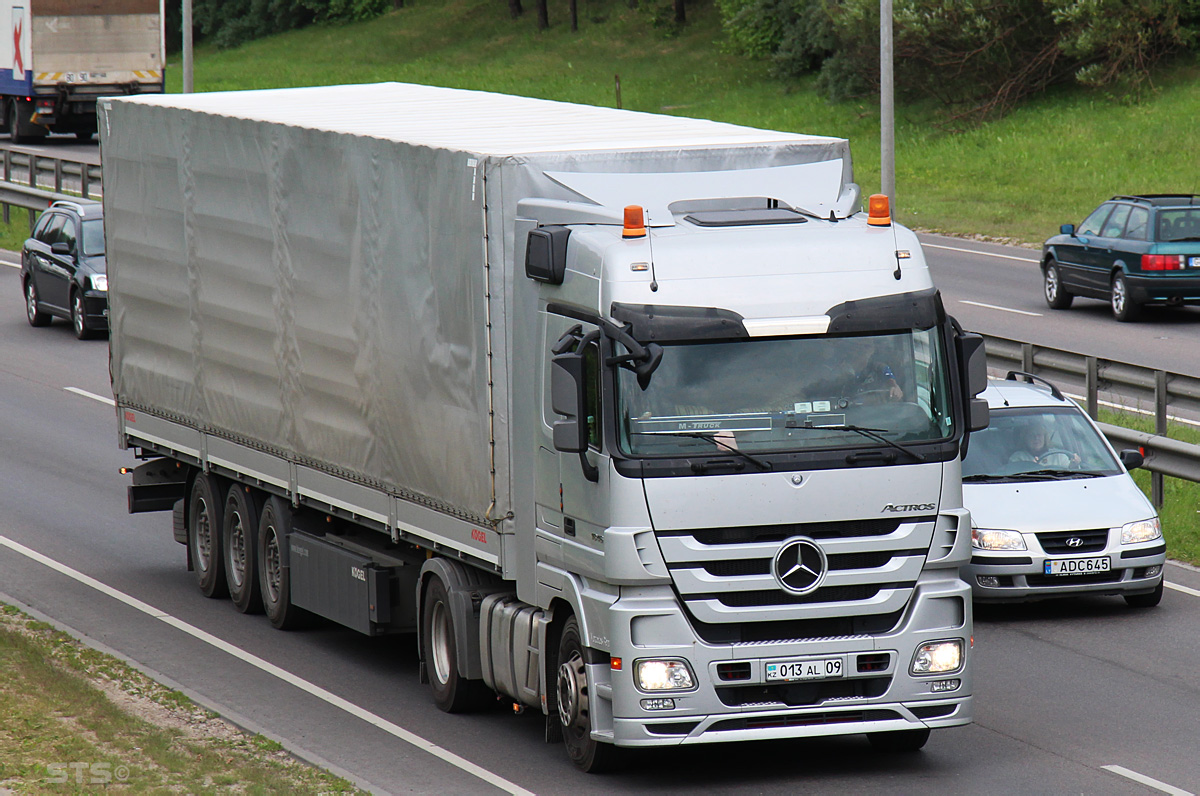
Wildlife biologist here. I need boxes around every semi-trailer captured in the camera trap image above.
[101,82,988,771]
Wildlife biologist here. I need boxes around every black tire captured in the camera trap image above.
[1043,260,1073,309]
[556,615,618,773]
[868,727,931,752]
[1111,273,1142,322]
[421,576,491,713]
[9,101,24,145]
[71,290,95,340]
[24,279,50,327]
[187,473,228,599]
[1124,579,1164,608]
[257,496,310,629]
[75,130,94,142]
[223,485,264,614]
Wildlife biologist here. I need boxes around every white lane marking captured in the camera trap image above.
[65,387,114,407]
[0,534,535,796]
[1058,388,1200,430]
[1166,581,1200,598]
[923,242,1040,263]
[1102,765,1194,796]
[960,300,1043,317]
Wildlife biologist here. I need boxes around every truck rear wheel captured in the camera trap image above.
[421,576,491,713]
[187,473,228,598]
[556,616,617,772]
[223,485,263,614]
[257,496,309,629]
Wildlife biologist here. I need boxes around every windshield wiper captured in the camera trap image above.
[1012,469,1104,480]
[631,430,773,471]
[801,424,926,462]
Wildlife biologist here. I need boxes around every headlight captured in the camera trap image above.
[1121,517,1161,545]
[89,274,108,292]
[972,528,1027,551]
[635,659,695,692]
[911,640,963,675]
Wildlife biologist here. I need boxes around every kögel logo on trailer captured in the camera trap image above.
[772,537,828,595]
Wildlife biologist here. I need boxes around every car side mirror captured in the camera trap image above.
[51,241,72,256]
[1119,448,1144,470]
[1060,224,1075,236]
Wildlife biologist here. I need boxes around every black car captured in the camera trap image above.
[1041,194,1200,322]
[21,199,107,339]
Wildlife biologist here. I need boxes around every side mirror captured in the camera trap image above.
[1060,224,1075,236]
[51,241,72,256]
[551,351,588,453]
[957,332,989,431]
[1119,448,1144,471]
[525,226,571,285]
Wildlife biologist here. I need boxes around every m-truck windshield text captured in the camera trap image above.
[104,83,988,774]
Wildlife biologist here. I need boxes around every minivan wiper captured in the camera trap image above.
[631,430,773,471]
[802,424,926,462]
[1013,469,1105,480]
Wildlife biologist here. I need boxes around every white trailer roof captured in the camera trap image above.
[109,81,841,156]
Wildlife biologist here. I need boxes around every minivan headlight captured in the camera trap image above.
[1121,517,1161,545]
[89,274,108,292]
[972,528,1027,551]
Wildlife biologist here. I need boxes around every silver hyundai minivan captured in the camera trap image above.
[962,372,1166,606]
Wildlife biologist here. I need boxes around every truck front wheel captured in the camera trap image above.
[421,576,490,712]
[556,616,617,772]
[187,473,228,598]
[867,727,931,752]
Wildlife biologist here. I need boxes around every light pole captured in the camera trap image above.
[880,0,894,208]
[183,0,193,93]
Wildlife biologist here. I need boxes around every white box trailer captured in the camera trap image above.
[2,0,163,141]
[102,83,988,771]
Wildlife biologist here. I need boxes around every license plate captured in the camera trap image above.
[1044,556,1111,575]
[1190,256,1200,268]
[765,657,843,682]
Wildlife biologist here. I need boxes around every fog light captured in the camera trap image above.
[976,575,1000,588]
[641,698,676,711]
[635,659,695,692]
[911,640,963,675]
[1145,565,1162,578]
[930,678,961,693]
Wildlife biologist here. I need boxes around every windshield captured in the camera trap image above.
[82,219,104,257]
[962,406,1120,481]
[617,329,956,457]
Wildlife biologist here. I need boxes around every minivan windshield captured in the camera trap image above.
[616,328,956,457]
[962,406,1121,482]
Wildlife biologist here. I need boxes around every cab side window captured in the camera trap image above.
[583,340,602,450]
[1077,205,1111,237]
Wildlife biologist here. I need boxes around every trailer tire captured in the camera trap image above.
[556,615,618,773]
[223,485,263,614]
[421,576,491,713]
[187,473,228,599]
[257,496,310,629]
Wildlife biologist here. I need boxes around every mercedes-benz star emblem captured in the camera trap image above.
[1066,537,1084,548]
[772,537,828,595]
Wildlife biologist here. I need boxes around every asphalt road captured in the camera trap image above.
[2,252,1200,794]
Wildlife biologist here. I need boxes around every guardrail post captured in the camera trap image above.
[1022,342,1034,374]
[1086,356,1098,419]
[26,154,36,231]
[2,149,9,224]
[53,158,62,193]
[81,165,90,199]
[1152,370,1168,507]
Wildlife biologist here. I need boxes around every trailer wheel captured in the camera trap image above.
[556,616,617,772]
[421,576,490,713]
[223,485,263,614]
[187,473,228,598]
[257,496,309,629]
[867,727,930,752]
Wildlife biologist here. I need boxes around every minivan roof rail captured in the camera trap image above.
[1005,371,1065,401]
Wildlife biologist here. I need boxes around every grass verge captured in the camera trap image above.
[0,603,360,794]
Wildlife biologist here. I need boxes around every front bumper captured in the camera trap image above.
[966,541,1165,602]
[81,292,109,331]
[601,574,973,747]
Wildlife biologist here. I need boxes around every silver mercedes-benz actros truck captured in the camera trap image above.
[102,82,988,772]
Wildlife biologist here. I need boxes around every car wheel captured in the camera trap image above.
[1111,273,1141,322]
[71,290,95,340]
[24,279,50,327]
[1043,260,1073,309]
[557,615,618,772]
[421,576,491,713]
[223,485,263,614]
[188,473,228,599]
[1124,579,1163,608]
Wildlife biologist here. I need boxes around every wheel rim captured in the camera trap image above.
[263,525,282,602]
[25,283,37,323]
[227,511,247,588]
[194,498,214,573]
[72,294,84,336]
[1112,277,1127,315]
[430,601,454,685]
[1045,266,1059,302]
[557,651,588,740]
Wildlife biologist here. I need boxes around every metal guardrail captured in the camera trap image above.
[982,333,1200,505]
[0,151,102,230]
